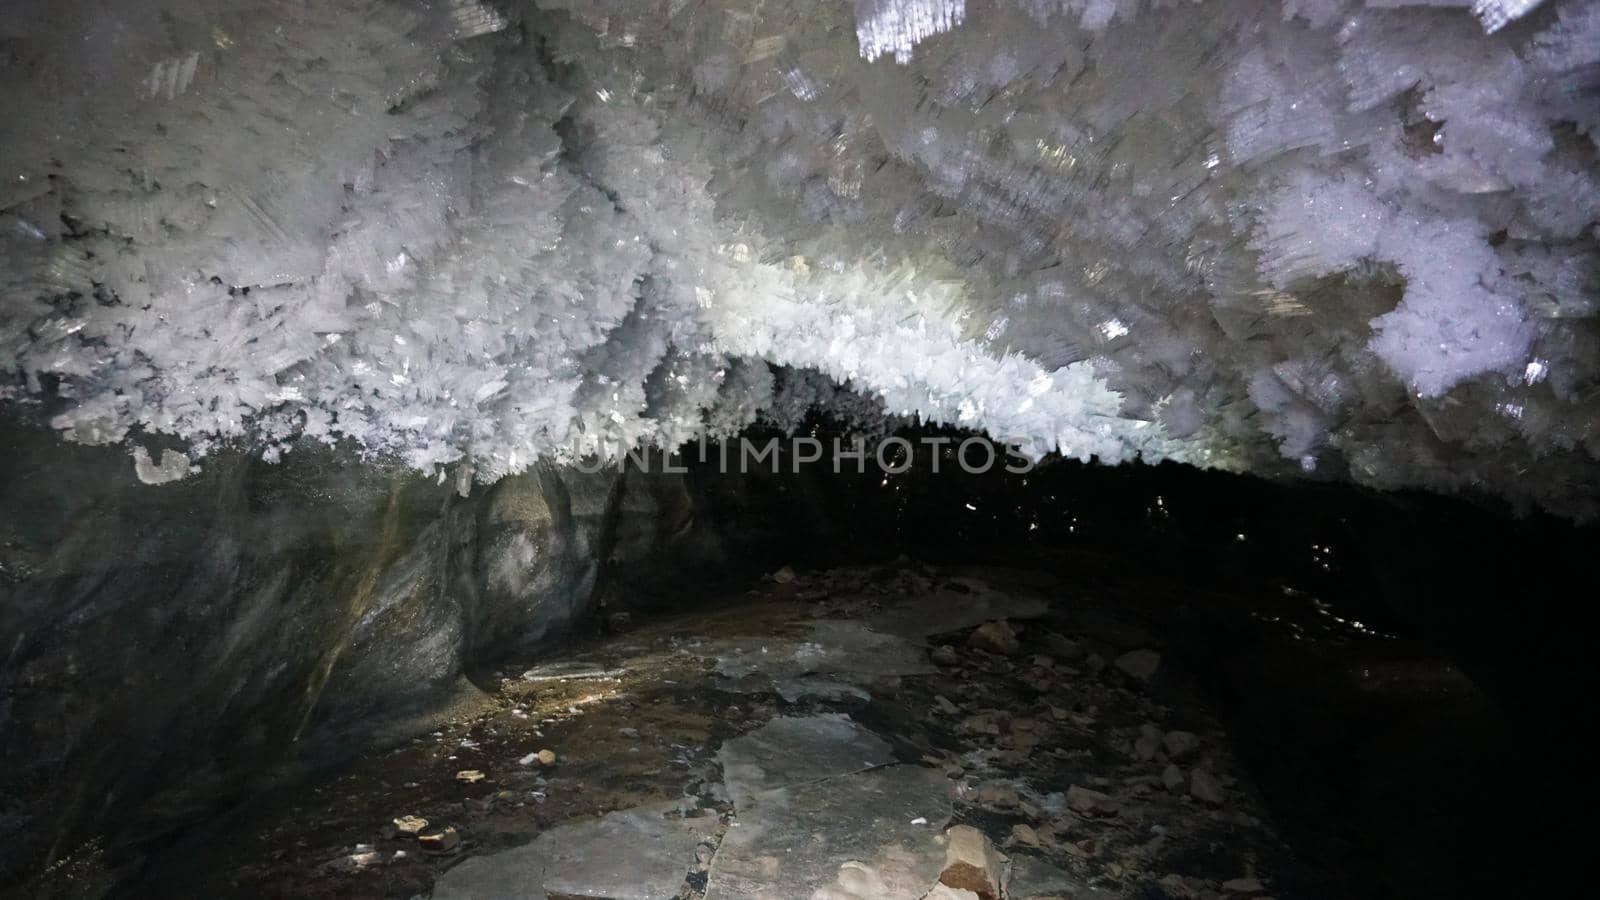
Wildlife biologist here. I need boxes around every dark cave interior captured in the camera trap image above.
[1,415,1592,900]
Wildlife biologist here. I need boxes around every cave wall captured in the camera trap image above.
[0,426,766,886]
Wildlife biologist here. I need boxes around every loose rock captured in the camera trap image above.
[1189,767,1225,805]
[1163,730,1200,760]
[1065,785,1119,817]
[418,825,461,856]
[1114,649,1161,682]
[1134,724,1163,761]
[940,825,1009,900]
[1162,764,1186,792]
[975,782,1021,809]
[968,620,1021,656]
[1011,823,1043,847]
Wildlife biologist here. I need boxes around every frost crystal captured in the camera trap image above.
[2,0,1598,515]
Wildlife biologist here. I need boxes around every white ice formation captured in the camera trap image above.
[1,1,1597,513]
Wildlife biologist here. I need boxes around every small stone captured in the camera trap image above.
[693,842,716,871]
[772,565,797,584]
[1062,838,1097,859]
[1163,730,1200,760]
[975,781,1021,809]
[417,825,461,856]
[1189,767,1224,805]
[1161,764,1186,792]
[1114,649,1161,682]
[393,815,428,834]
[1045,633,1084,660]
[934,695,961,715]
[1065,785,1118,817]
[345,850,381,869]
[1134,724,1163,761]
[1223,876,1265,893]
[962,713,1001,736]
[924,887,981,900]
[931,644,961,666]
[537,749,557,765]
[454,769,485,783]
[1011,823,1043,847]
[1158,874,1203,898]
[968,620,1021,656]
[940,825,1009,900]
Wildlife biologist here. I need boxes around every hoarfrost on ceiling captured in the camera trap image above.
[1,0,1597,513]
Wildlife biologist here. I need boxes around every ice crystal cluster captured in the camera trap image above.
[1,0,1597,512]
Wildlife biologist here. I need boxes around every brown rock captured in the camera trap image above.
[1065,785,1119,817]
[417,825,461,856]
[940,825,1010,900]
[976,781,1021,809]
[1011,823,1043,847]
[968,620,1021,656]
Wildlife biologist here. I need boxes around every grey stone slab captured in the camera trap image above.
[717,714,895,809]
[705,764,954,900]
[712,619,934,696]
[431,801,712,900]
[868,586,1048,639]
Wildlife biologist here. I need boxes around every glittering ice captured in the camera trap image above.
[1,0,1597,514]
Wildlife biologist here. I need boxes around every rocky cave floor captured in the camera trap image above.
[116,557,1495,900]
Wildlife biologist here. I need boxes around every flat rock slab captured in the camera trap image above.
[1009,853,1107,899]
[431,801,712,900]
[718,714,894,808]
[706,764,954,900]
[713,620,934,696]
[867,586,1048,640]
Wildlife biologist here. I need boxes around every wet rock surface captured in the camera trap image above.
[101,561,1315,899]
[0,423,805,891]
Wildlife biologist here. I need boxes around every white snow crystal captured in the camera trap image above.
[0,0,1595,515]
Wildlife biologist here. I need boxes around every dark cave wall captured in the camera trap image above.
[0,427,762,886]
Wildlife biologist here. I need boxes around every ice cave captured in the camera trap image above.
[1,0,1596,897]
